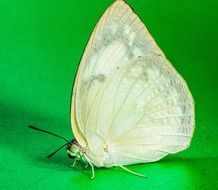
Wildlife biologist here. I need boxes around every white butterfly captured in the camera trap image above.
[30,0,194,179]
[67,0,195,179]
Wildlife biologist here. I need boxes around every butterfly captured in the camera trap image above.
[30,0,195,179]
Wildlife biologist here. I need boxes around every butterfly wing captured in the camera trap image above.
[105,55,194,166]
[71,0,194,166]
[71,0,163,153]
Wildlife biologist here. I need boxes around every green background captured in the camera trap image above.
[0,0,217,189]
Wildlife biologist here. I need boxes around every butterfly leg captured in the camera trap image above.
[82,157,89,168]
[77,152,89,168]
[119,165,146,178]
[82,154,95,179]
[70,158,77,168]
[84,164,89,169]
[87,160,95,179]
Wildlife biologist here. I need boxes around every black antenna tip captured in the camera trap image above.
[29,125,38,130]
[28,125,69,143]
[47,154,52,159]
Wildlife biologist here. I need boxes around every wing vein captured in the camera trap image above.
[143,102,192,116]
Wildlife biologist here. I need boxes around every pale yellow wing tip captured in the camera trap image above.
[114,0,125,3]
[115,0,126,2]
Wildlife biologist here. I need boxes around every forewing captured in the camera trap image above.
[71,0,164,151]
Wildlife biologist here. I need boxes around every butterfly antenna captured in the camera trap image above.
[29,126,71,159]
[47,142,69,159]
[28,125,69,143]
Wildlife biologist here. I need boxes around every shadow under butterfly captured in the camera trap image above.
[29,0,195,179]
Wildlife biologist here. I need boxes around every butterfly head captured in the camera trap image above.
[67,140,80,158]
[28,126,83,159]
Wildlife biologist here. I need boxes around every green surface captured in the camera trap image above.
[0,0,218,189]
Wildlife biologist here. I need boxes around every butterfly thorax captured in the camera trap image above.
[84,142,115,168]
